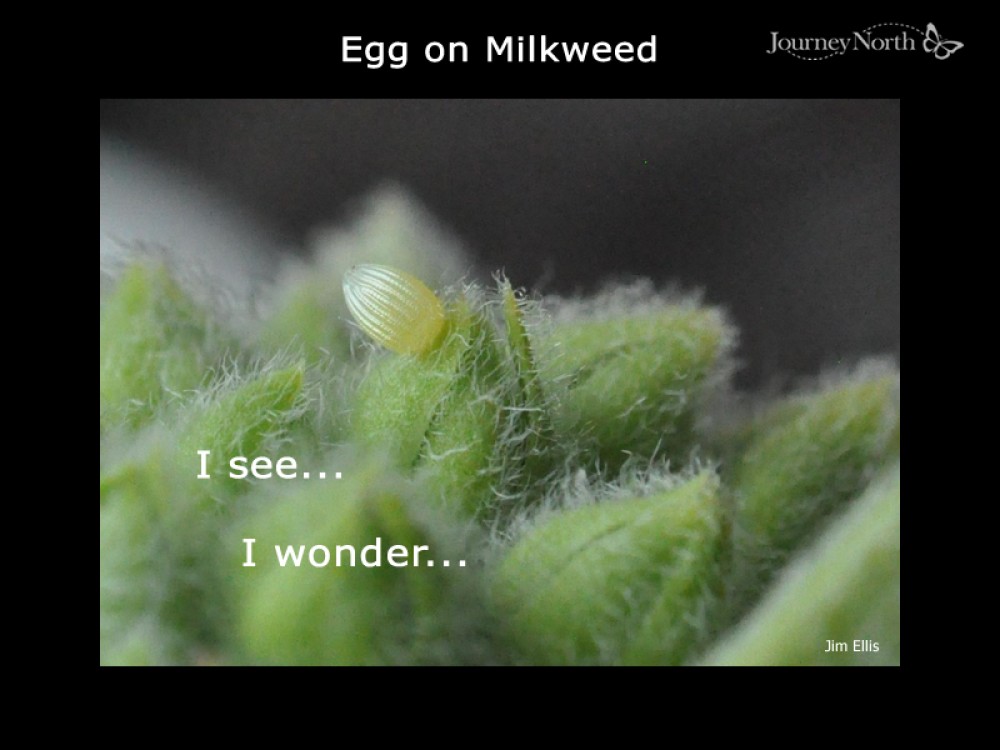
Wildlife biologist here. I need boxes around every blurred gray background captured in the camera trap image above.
[99,99,899,388]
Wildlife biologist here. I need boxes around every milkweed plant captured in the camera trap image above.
[100,188,900,666]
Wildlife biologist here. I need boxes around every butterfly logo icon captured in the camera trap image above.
[923,23,963,59]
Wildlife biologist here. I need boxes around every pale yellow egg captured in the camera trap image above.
[343,264,447,355]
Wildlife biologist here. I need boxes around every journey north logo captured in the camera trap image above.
[768,22,963,60]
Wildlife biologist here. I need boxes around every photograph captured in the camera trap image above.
[100,97,900,666]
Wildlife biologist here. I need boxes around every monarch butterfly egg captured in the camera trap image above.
[343,264,447,356]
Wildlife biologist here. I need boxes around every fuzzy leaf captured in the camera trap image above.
[230,458,495,665]
[491,471,724,665]
[705,465,900,665]
[178,365,305,495]
[351,293,527,519]
[100,263,224,431]
[100,446,226,665]
[539,299,732,472]
[727,371,900,618]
